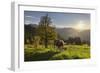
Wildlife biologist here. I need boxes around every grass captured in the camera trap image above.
[24,44,90,61]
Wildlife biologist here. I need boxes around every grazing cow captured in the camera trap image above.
[54,40,65,51]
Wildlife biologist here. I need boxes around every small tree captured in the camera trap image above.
[34,36,40,48]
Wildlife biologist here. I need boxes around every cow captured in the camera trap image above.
[54,40,65,51]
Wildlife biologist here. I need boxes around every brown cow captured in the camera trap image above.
[54,40,65,51]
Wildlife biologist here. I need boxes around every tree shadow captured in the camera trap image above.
[24,50,60,61]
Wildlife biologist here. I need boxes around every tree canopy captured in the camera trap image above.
[38,14,57,48]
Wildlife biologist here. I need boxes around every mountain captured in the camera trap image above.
[55,28,90,42]
[25,24,90,42]
[79,30,90,42]
[25,24,38,28]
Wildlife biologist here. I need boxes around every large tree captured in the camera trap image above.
[38,14,57,48]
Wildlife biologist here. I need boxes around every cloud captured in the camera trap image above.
[24,15,40,24]
[25,15,39,19]
[54,24,74,28]
[25,16,32,18]
[24,20,32,24]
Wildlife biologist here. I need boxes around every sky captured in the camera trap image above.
[24,11,90,29]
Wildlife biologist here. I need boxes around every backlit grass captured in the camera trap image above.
[24,44,90,61]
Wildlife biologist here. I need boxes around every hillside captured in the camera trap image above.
[56,28,90,42]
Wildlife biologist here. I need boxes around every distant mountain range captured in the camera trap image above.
[25,24,90,42]
[55,28,90,42]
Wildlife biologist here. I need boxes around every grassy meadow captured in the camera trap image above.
[24,44,90,61]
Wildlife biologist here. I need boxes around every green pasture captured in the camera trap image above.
[24,44,90,61]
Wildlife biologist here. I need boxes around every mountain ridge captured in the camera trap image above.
[55,27,90,42]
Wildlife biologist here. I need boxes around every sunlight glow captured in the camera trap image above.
[73,21,90,31]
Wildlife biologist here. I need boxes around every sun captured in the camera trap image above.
[73,21,90,31]
[74,23,85,30]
